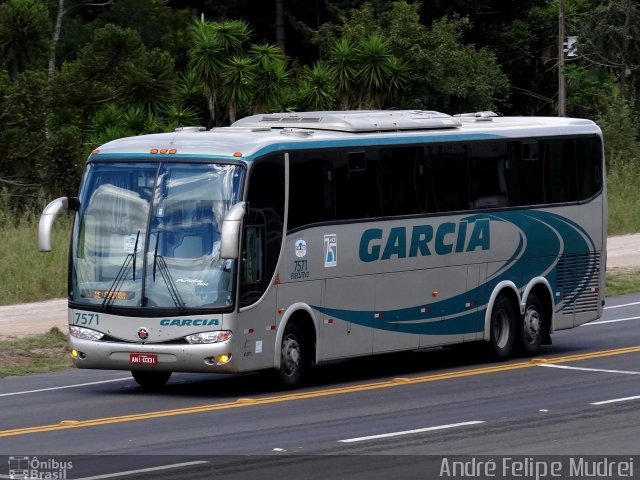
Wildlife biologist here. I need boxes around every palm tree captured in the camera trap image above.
[298,61,336,111]
[220,56,257,123]
[188,20,223,126]
[250,43,290,114]
[384,56,409,107]
[188,19,251,126]
[328,37,359,110]
[213,19,251,57]
[356,34,394,109]
[175,69,207,121]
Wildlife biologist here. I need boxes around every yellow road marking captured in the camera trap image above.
[2,345,640,438]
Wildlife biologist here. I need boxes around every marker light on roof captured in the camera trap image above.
[169,148,177,154]
[233,152,242,157]
[91,149,100,155]
[150,148,159,154]
[160,148,168,154]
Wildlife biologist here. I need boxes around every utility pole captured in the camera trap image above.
[558,0,566,116]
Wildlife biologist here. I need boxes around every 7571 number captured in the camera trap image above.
[74,312,99,326]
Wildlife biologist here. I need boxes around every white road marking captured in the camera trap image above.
[0,378,131,397]
[582,315,640,326]
[338,420,485,443]
[591,395,640,406]
[538,364,640,375]
[74,461,209,480]
[604,301,640,310]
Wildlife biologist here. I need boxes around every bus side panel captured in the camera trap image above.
[321,276,375,360]
[236,287,278,372]
[373,270,422,353]
[417,265,478,349]
[464,263,482,342]
[275,279,323,353]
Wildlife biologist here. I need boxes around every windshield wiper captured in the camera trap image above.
[100,231,140,312]
[152,233,187,313]
[132,230,140,281]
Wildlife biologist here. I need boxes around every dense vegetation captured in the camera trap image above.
[1,0,640,305]
[1,0,639,202]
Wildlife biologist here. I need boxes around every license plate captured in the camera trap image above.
[130,353,158,365]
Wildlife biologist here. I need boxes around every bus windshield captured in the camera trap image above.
[71,162,244,311]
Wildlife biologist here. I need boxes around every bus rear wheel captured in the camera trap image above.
[488,295,516,360]
[516,293,544,355]
[277,323,309,388]
[131,370,171,388]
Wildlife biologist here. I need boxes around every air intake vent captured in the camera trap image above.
[557,252,600,315]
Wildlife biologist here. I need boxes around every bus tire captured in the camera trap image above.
[131,370,171,388]
[277,323,308,388]
[516,293,544,355]
[488,295,515,360]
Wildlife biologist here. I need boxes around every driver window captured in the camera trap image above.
[239,154,285,307]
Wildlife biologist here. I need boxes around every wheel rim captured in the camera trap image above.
[494,309,510,349]
[523,306,542,344]
[281,334,300,377]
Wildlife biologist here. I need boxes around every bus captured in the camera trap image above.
[38,110,606,388]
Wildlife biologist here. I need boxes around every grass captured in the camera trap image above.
[607,161,640,235]
[606,270,640,298]
[0,207,70,305]
[0,327,72,378]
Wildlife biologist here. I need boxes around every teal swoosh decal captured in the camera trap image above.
[311,210,599,336]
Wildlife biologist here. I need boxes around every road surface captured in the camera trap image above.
[1,293,640,479]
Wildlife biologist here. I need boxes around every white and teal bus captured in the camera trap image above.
[38,110,606,388]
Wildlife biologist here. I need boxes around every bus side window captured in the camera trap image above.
[288,151,335,229]
[334,151,382,220]
[379,147,425,216]
[425,144,469,213]
[470,142,510,209]
[577,137,603,201]
[510,141,545,206]
[544,139,577,203]
[242,225,263,284]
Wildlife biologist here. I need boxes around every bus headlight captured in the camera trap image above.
[186,331,232,344]
[69,325,104,341]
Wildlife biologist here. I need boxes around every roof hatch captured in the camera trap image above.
[231,110,461,132]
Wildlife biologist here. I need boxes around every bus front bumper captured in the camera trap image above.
[68,337,238,374]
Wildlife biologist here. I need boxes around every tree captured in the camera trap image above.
[188,19,251,126]
[355,34,403,109]
[580,0,640,102]
[119,49,177,113]
[220,56,257,122]
[0,71,50,199]
[327,38,358,110]
[0,0,51,81]
[250,44,291,114]
[316,1,509,113]
[298,61,335,111]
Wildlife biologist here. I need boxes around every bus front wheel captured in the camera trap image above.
[488,295,515,360]
[131,370,171,388]
[277,323,309,388]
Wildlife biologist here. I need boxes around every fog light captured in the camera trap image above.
[216,354,231,365]
[70,349,86,359]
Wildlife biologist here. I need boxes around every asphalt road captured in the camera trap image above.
[1,294,640,479]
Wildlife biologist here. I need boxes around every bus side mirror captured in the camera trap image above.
[38,197,76,252]
[220,202,246,259]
